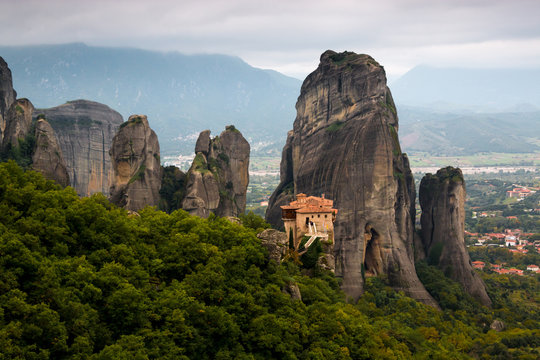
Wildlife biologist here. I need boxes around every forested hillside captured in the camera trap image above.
[0,161,538,359]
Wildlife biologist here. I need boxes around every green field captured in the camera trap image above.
[250,153,540,172]
[249,156,281,172]
[408,152,540,167]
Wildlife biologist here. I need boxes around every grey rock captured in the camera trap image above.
[182,126,250,218]
[109,115,162,211]
[419,167,492,307]
[195,129,211,155]
[318,239,336,272]
[257,229,288,263]
[0,56,17,141]
[32,118,70,187]
[283,282,302,301]
[490,319,505,332]
[34,100,123,196]
[2,98,34,151]
[182,168,220,218]
[266,50,438,307]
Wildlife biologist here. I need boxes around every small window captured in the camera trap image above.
[325,214,328,218]
[318,214,320,218]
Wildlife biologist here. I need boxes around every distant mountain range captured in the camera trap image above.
[385,65,540,155]
[391,65,540,112]
[397,107,540,155]
[0,43,301,155]
[0,43,538,156]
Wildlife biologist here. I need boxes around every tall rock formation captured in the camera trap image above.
[34,100,123,196]
[266,50,437,307]
[109,115,161,211]
[32,118,70,187]
[182,126,250,218]
[419,167,491,306]
[1,99,70,188]
[0,57,17,141]
[1,98,34,151]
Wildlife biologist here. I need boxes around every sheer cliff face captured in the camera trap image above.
[35,100,123,196]
[266,51,437,307]
[0,57,17,141]
[2,98,34,151]
[182,126,250,218]
[109,115,162,212]
[32,118,70,187]
[419,167,491,307]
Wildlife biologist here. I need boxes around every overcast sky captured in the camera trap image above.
[1,0,540,80]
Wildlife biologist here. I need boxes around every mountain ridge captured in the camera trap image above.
[2,44,539,157]
[0,43,301,155]
[398,106,540,155]
[391,65,540,112]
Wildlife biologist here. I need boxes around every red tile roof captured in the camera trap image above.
[296,205,335,214]
[281,194,338,216]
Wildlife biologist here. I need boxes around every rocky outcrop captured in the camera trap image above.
[419,167,491,306]
[257,229,288,263]
[182,126,250,218]
[283,282,302,301]
[317,240,336,272]
[490,320,505,332]
[1,98,34,151]
[109,115,161,211]
[34,100,123,196]
[32,118,70,187]
[195,130,211,155]
[182,167,220,217]
[1,98,69,188]
[0,57,17,141]
[266,50,437,307]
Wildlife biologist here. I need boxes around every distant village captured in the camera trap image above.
[465,228,539,276]
[464,183,539,276]
[471,261,539,276]
[472,185,539,219]
[505,185,538,200]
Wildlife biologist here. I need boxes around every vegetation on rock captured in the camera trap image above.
[325,121,345,133]
[159,165,186,213]
[0,123,36,169]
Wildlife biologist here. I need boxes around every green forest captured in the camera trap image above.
[0,161,538,359]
